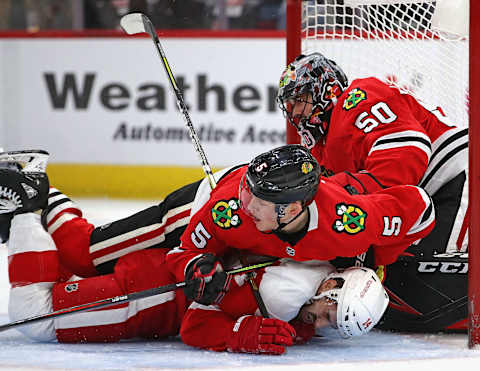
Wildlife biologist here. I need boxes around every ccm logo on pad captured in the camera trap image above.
[417,261,468,274]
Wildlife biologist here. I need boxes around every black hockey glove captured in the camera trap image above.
[184,253,232,305]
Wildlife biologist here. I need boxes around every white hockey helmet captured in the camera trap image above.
[259,259,336,322]
[313,267,389,338]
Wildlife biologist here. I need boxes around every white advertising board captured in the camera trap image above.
[0,38,286,167]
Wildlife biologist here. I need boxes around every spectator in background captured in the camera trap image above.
[249,0,284,30]
[0,0,10,29]
[131,0,213,29]
[0,0,73,30]
[84,0,124,29]
[85,0,214,29]
[0,0,285,31]
[210,0,284,30]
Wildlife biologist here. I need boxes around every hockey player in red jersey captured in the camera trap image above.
[276,52,468,332]
[1,159,389,351]
[166,145,434,307]
[277,52,467,253]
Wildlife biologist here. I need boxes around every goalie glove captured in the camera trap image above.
[183,253,231,305]
[227,315,296,355]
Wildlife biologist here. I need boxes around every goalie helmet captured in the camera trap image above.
[240,144,320,207]
[277,53,348,148]
[313,267,389,338]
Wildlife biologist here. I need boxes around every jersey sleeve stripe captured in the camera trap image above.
[89,203,191,254]
[368,130,432,158]
[406,187,435,236]
[44,188,82,227]
[48,213,78,235]
[188,302,221,312]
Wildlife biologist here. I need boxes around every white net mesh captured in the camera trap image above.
[302,0,469,126]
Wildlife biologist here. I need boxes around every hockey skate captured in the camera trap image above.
[0,150,50,243]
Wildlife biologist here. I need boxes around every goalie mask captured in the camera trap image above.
[239,144,320,231]
[277,53,348,148]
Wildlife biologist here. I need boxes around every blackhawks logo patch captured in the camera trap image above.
[301,162,314,174]
[332,203,367,234]
[211,198,242,229]
[343,88,367,111]
[279,65,296,88]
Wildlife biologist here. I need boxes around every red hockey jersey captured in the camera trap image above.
[180,268,266,352]
[312,77,455,188]
[167,165,435,282]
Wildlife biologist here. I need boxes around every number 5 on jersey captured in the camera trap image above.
[191,222,212,249]
[382,216,402,236]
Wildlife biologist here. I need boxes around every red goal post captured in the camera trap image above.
[285,0,478,347]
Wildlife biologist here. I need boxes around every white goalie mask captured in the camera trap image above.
[313,267,389,338]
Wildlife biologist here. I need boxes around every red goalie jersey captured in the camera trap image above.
[167,165,435,282]
[312,77,455,190]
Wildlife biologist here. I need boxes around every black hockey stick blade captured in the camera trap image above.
[0,260,277,333]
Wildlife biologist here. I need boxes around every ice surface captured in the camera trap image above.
[0,198,479,371]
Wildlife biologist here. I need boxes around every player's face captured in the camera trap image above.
[286,92,314,126]
[243,193,279,232]
[298,279,338,331]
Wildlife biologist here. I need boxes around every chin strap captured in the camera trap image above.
[272,204,308,234]
[259,203,309,235]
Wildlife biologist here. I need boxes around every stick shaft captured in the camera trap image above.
[0,262,276,333]
[141,15,217,189]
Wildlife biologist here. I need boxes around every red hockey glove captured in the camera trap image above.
[184,253,231,305]
[227,315,296,355]
[289,319,315,344]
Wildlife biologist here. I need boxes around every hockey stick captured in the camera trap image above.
[0,260,276,333]
[119,13,273,317]
[120,13,217,190]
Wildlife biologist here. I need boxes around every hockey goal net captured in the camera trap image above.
[285,0,478,347]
